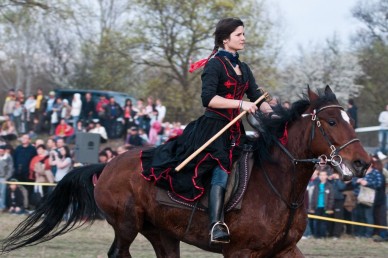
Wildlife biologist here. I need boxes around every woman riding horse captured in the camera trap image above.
[0,86,371,257]
[141,17,274,244]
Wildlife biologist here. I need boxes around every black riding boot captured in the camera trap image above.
[208,184,230,244]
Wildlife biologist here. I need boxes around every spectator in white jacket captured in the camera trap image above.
[70,93,82,129]
[24,95,36,132]
[379,104,388,153]
[155,98,166,123]
[89,119,108,143]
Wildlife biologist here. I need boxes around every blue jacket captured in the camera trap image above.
[329,179,346,200]
[310,181,334,211]
[13,144,37,181]
[352,169,383,196]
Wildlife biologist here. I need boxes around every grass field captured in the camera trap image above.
[0,213,387,257]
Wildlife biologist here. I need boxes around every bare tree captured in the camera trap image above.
[129,0,282,121]
[0,0,79,95]
[1,0,49,10]
[67,0,138,92]
[278,38,363,104]
[350,0,388,127]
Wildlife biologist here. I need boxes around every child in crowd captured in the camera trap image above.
[309,166,334,238]
[98,151,108,163]
[6,179,25,214]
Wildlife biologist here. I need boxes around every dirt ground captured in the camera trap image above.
[0,214,387,258]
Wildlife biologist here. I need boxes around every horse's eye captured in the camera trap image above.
[328,120,336,126]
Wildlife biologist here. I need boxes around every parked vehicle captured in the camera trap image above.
[55,89,136,138]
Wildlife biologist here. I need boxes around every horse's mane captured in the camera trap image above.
[251,88,339,164]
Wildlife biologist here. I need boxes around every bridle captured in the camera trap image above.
[260,104,360,256]
[302,104,360,167]
[266,104,360,203]
[274,104,360,168]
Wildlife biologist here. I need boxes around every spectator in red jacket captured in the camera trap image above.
[54,118,74,144]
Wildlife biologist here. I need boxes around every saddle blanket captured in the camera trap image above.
[156,151,254,213]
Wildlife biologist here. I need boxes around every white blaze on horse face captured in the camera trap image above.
[341,110,351,124]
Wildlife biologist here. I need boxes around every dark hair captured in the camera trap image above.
[125,99,132,106]
[36,144,46,150]
[60,145,71,159]
[371,155,383,171]
[214,18,244,48]
[348,99,354,105]
[99,151,108,157]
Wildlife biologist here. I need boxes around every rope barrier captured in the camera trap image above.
[308,214,388,229]
[4,181,57,186]
[2,181,387,229]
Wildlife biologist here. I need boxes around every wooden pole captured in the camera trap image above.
[175,92,269,172]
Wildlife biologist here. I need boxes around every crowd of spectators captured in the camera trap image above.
[0,88,184,214]
[0,88,180,147]
[303,155,388,242]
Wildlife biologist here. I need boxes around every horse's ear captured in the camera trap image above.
[307,85,319,102]
[324,85,334,95]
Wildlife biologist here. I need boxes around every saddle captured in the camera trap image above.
[156,145,255,213]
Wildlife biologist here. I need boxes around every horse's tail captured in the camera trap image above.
[0,163,106,253]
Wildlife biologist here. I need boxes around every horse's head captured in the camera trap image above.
[305,85,370,180]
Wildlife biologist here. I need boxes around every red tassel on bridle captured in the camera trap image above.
[279,122,288,146]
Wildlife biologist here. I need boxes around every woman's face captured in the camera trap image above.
[224,26,245,53]
[47,139,55,148]
[37,147,45,155]
[106,150,113,158]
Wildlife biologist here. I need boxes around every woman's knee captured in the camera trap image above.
[211,166,228,188]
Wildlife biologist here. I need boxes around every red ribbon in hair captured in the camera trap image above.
[189,58,208,73]
[279,122,288,146]
[189,48,218,73]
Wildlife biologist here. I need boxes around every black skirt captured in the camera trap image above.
[141,115,243,201]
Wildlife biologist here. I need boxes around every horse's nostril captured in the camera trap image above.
[353,160,370,171]
[354,160,362,169]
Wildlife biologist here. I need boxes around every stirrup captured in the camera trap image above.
[210,221,230,244]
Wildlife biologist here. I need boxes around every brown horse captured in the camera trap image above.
[1,86,370,257]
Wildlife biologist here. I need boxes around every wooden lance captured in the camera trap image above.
[175,90,271,172]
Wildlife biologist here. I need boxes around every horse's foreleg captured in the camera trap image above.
[142,226,180,258]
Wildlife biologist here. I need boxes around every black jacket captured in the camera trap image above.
[201,57,262,121]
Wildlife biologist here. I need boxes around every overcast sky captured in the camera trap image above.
[273,0,360,54]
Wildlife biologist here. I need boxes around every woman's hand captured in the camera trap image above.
[240,101,258,114]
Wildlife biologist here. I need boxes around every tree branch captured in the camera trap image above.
[9,0,49,10]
